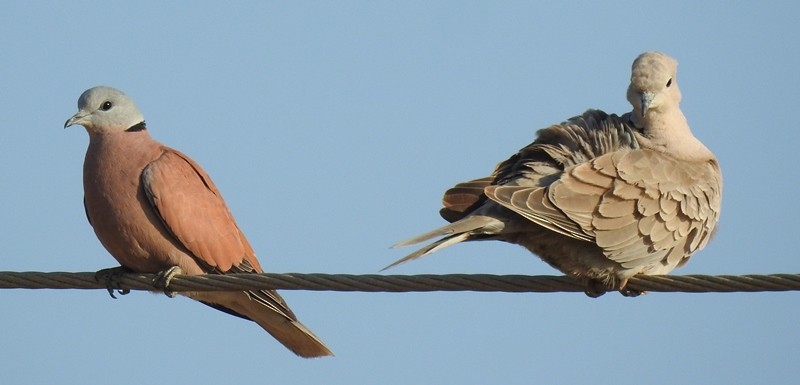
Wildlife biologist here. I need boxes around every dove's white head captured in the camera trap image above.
[625,52,714,160]
[65,86,145,134]
[627,52,681,125]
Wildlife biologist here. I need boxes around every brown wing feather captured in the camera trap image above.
[439,176,494,222]
[478,109,721,270]
[552,149,721,268]
[141,148,259,272]
[141,148,303,320]
[480,109,637,244]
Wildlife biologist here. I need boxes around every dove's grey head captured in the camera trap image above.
[65,86,145,134]
[626,52,680,120]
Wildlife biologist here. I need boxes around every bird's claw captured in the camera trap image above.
[154,266,183,298]
[583,279,609,298]
[584,277,646,298]
[95,266,133,299]
[584,289,607,298]
[617,277,646,297]
[619,289,645,297]
[618,283,646,297]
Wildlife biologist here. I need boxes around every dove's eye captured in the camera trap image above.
[101,101,113,111]
[666,78,673,87]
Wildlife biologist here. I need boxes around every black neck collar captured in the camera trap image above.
[125,121,147,132]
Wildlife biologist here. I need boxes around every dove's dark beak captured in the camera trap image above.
[64,112,87,129]
[640,92,655,117]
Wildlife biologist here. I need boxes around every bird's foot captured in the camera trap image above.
[95,266,133,299]
[583,279,611,298]
[153,266,183,298]
[584,277,647,298]
[619,288,646,297]
[618,278,647,297]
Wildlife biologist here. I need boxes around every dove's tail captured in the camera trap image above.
[191,290,334,358]
[248,303,334,358]
[385,215,498,270]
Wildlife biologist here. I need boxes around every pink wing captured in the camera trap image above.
[141,147,262,273]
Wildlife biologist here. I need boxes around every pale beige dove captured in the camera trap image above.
[389,52,722,297]
[65,86,332,357]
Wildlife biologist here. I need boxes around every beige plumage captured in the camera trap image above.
[66,86,332,357]
[390,52,722,297]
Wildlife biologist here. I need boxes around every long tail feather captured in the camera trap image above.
[391,216,496,249]
[386,215,497,270]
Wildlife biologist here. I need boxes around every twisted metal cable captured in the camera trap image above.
[0,271,798,293]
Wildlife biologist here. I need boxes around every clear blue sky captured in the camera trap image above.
[1,2,798,384]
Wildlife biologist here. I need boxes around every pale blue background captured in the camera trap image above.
[1,2,798,384]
